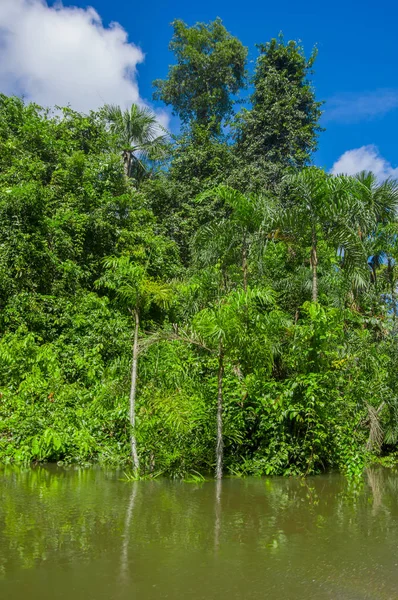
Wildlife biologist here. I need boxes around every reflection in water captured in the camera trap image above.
[367,467,384,515]
[120,482,137,581]
[214,477,222,552]
[1,466,398,599]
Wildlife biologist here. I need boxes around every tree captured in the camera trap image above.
[354,172,398,289]
[193,185,276,291]
[96,256,172,472]
[150,19,246,261]
[153,18,247,132]
[0,99,131,306]
[192,296,240,479]
[192,287,277,478]
[102,104,167,182]
[373,223,398,318]
[324,170,398,307]
[281,168,365,302]
[142,125,235,265]
[233,35,323,191]
[353,171,398,237]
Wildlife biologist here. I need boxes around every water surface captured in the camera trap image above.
[1,466,398,599]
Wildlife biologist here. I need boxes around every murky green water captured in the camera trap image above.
[1,467,398,599]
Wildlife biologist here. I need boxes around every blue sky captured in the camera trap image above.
[1,0,397,176]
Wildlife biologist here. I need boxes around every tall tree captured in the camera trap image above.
[193,185,276,291]
[233,35,323,191]
[330,171,398,306]
[96,256,172,473]
[282,168,365,302]
[153,18,247,132]
[369,223,398,317]
[353,171,398,239]
[193,288,276,478]
[149,19,247,260]
[102,104,167,182]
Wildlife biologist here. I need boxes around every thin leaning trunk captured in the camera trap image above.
[242,237,248,292]
[388,258,396,321]
[129,308,140,473]
[215,342,224,480]
[310,228,318,303]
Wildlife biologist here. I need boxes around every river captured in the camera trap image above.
[1,466,398,599]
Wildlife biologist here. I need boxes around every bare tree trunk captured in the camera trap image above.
[242,238,248,292]
[310,228,318,303]
[123,151,129,179]
[130,308,140,473]
[123,150,132,180]
[388,258,396,322]
[215,343,224,480]
[149,450,155,474]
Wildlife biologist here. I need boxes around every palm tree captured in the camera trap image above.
[353,171,398,237]
[96,256,172,473]
[103,104,167,182]
[282,167,366,302]
[366,222,398,316]
[193,287,278,479]
[193,300,235,479]
[345,172,398,307]
[194,185,276,291]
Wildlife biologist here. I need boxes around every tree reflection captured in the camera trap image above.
[120,483,138,581]
[214,478,222,552]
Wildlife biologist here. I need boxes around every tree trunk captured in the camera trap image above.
[123,150,131,180]
[242,238,248,292]
[129,308,140,473]
[310,228,318,303]
[371,260,377,289]
[215,342,224,480]
[388,258,396,321]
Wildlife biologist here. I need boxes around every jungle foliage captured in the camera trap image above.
[1,20,398,479]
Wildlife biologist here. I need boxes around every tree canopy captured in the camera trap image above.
[153,18,247,131]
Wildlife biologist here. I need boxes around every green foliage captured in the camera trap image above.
[1,22,398,480]
[153,18,247,130]
[232,35,323,190]
[143,125,235,264]
[101,103,168,182]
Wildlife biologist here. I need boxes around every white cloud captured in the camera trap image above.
[0,0,168,125]
[324,90,398,124]
[331,145,398,181]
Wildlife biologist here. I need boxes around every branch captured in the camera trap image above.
[137,328,213,355]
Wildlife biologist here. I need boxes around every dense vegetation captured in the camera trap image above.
[1,20,398,479]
